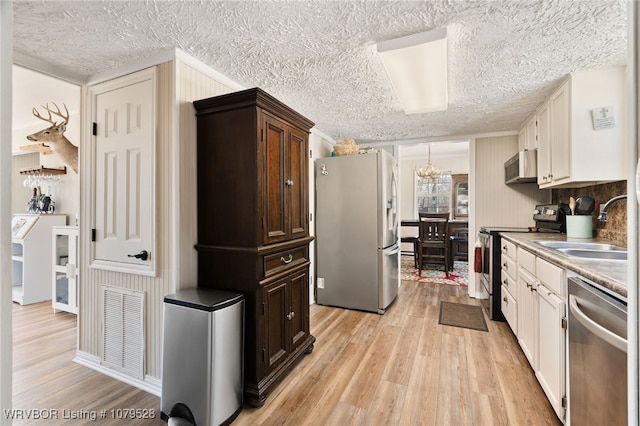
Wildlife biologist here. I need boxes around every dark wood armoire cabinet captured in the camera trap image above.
[193,88,315,407]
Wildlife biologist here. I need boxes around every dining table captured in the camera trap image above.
[400,218,469,269]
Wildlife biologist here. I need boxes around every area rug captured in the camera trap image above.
[400,255,468,286]
[438,301,488,332]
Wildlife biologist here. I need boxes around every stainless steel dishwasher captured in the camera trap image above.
[568,277,627,425]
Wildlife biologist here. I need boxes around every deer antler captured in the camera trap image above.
[32,105,56,125]
[32,102,69,126]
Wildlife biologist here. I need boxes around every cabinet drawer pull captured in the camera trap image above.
[281,254,293,264]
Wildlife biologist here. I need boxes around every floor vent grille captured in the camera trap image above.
[101,286,145,380]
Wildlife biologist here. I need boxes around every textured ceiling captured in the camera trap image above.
[13,0,627,144]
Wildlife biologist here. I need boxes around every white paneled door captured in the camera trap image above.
[93,69,155,275]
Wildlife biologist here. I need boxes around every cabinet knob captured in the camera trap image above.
[285,179,294,186]
[280,254,293,264]
[503,297,508,303]
[503,262,508,268]
[286,311,295,320]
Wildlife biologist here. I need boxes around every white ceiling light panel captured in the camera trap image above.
[377,27,448,114]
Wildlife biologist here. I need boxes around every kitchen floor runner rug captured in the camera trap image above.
[400,255,468,286]
[438,301,488,332]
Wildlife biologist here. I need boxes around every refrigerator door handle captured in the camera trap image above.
[386,244,400,255]
[636,158,640,204]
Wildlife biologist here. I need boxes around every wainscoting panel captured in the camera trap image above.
[176,61,234,288]
[475,135,551,229]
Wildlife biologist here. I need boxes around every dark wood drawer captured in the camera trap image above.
[263,245,308,278]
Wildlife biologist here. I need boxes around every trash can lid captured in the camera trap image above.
[164,288,244,312]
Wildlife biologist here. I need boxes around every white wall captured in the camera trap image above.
[399,150,469,223]
[11,66,81,222]
[468,134,551,297]
[474,135,550,229]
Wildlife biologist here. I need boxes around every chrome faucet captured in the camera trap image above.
[597,195,627,222]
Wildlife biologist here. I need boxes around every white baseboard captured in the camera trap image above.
[73,351,162,397]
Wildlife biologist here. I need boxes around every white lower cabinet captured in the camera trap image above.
[516,246,567,422]
[52,226,79,314]
[501,240,518,332]
[536,282,565,417]
[517,265,537,366]
[12,214,66,305]
[500,283,517,331]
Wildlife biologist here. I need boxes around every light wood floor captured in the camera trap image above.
[12,279,561,426]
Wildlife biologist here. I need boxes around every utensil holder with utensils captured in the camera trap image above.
[566,215,593,238]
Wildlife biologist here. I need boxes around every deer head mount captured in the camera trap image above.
[27,102,78,174]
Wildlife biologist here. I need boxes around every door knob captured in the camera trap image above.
[127,250,149,261]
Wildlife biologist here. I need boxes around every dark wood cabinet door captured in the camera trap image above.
[263,278,289,375]
[288,127,308,241]
[263,113,288,245]
[262,112,309,244]
[289,268,309,351]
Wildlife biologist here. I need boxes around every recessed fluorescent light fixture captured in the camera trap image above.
[377,27,448,114]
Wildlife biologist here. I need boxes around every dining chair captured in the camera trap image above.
[417,213,450,277]
[402,212,450,268]
[422,212,450,220]
[401,235,419,268]
[449,227,469,270]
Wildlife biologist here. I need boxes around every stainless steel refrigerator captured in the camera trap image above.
[315,150,399,314]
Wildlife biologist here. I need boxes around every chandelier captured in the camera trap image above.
[415,144,442,179]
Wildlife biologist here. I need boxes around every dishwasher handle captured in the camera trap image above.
[569,294,627,353]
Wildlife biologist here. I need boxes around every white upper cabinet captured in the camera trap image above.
[536,101,551,185]
[518,115,537,152]
[537,68,626,188]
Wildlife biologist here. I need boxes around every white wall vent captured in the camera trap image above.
[101,286,145,380]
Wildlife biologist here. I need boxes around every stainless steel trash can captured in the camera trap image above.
[161,289,244,426]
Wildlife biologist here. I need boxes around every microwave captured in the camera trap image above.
[504,150,537,184]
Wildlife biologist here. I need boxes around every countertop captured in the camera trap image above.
[500,232,628,300]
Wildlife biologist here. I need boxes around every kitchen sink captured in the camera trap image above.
[535,240,626,251]
[556,248,627,260]
[534,240,627,261]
